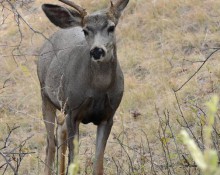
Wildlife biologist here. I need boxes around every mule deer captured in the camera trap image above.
[37,0,129,174]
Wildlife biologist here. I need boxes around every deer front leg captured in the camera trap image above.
[66,113,80,175]
[94,118,113,175]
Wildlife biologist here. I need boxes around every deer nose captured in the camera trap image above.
[90,47,105,60]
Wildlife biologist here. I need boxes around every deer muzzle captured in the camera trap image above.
[90,47,106,60]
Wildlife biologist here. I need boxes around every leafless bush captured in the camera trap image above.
[0,124,35,175]
[103,92,220,175]
[0,0,48,66]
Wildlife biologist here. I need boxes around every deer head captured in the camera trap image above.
[42,0,129,62]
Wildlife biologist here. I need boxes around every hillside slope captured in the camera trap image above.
[1,0,220,174]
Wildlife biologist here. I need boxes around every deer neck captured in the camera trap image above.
[89,48,117,91]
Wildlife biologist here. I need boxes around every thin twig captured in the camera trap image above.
[174,48,220,92]
[0,152,17,175]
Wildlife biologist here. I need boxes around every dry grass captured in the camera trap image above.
[1,0,220,174]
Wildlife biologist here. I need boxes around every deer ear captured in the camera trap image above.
[42,4,82,28]
[110,0,129,21]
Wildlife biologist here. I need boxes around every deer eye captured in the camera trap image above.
[108,26,115,33]
[83,29,89,36]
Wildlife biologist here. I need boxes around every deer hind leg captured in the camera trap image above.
[57,118,67,175]
[42,95,56,175]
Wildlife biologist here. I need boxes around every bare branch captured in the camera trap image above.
[0,152,17,175]
[174,47,220,92]
[0,125,20,150]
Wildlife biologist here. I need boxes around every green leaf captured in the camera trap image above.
[20,65,31,76]
[161,137,169,145]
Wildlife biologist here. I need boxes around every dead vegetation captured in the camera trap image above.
[1,0,220,174]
